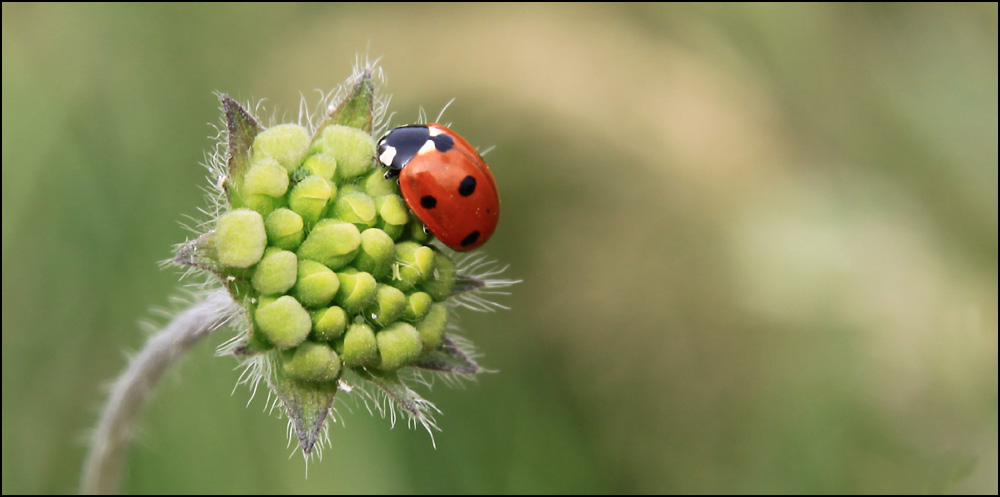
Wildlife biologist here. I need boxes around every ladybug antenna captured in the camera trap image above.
[435,98,456,124]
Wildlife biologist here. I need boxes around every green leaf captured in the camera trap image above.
[221,94,264,206]
[450,274,486,296]
[353,369,439,436]
[315,70,375,135]
[266,350,339,455]
[173,231,221,276]
[412,335,483,375]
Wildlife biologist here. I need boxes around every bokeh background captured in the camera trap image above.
[2,3,997,494]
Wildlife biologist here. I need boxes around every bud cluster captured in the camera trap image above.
[212,122,457,384]
[171,69,512,456]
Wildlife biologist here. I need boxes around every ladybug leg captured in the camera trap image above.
[383,168,401,180]
[422,224,432,235]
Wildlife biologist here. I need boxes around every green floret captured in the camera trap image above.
[215,209,267,268]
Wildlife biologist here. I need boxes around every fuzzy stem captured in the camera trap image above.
[80,290,240,495]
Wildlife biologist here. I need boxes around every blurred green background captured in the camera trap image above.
[2,3,997,494]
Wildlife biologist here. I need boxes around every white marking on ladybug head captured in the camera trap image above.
[418,139,437,156]
[427,125,444,137]
[379,146,397,166]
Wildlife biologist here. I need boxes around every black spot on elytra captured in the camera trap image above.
[420,195,437,209]
[458,175,476,196]
[460,231,480,247]
[431,133,454,152]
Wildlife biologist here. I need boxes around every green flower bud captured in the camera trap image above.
[243,157,290,198]
[339,183,364,195]
[331,190,377,230]
[301,153,337,181]
[282,341,341,382]
[363,168,397,197]
[367,284,406,327]
[403,291,433,322]
[264,208,305,251]
[334,269,377,314]
[294,260,339,307]
[251,248,298,295]
[252,123,310,173]
[311,306,347,342]
[353,228,396,279]
[215,209,267,268]
[297,219,361,270]
[390,242,436,292]
[374,194,409,239]
[337,323,378,367]
[415,303,448,352]
[379,223,405,241]
[255,295,311,349]
[376,322,423,371]
[243,194,283,217]
[312,124,375,180]
[288,175,333,227]
[406,215,433,243]
[419,250,457,301]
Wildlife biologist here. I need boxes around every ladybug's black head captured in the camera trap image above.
[377,125,454,177]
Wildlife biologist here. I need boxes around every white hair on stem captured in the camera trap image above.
[80,290,241,495]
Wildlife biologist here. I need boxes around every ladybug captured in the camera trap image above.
[377,123,500,251]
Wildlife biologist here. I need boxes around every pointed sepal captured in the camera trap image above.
[412,335,483,375]
[173,231,221,276]
[353,369,440,437]
[221,94,264,206]
[315,71,375,136]
[266,351,339,455]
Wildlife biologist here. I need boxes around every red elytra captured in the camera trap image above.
[377,123,500,251]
